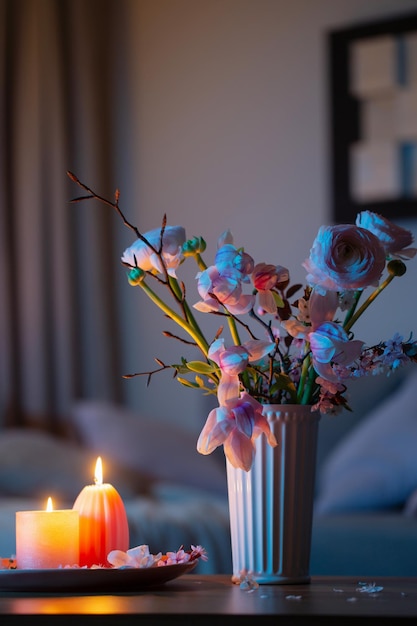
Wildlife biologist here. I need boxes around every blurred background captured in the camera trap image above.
[1,0,417,436]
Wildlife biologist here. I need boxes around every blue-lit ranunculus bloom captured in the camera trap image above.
[215,243,254,278]
[303,224,386,292]
[121,226,186,277]
[356,211,417,260]
[194,265,255,315]
[215,230,254,277]
[196,392,277,471]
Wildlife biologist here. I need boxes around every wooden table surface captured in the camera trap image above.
[1,575,417,625]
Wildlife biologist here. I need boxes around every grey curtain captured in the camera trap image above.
[0,0,132,430]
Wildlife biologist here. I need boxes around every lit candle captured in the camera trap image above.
[16,497,79,569]
[73,456,129,567]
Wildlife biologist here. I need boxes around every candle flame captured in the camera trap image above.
[46,497,53,512]
[94,456,103,486]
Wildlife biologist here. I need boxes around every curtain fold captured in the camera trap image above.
[0,0,128,430]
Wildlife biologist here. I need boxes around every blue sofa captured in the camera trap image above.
[312,368,417,576]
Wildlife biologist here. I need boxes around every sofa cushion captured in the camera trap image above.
[0,429,144,502]
[315,370,417,514]
[71,400,227,496]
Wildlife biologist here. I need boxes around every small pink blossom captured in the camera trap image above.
[160,548,191,566]
[190,545,209,561]
[303,224,386,292]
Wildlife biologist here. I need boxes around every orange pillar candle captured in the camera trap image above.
[16,497,79,569]
[73,456,129,567]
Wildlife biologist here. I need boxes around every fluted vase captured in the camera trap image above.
[226,404,320,584]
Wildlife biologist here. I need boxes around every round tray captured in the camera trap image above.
[0,560,197,592]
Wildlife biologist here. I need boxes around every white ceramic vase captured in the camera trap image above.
[226,404,320,585]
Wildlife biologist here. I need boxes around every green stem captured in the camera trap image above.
[227,316,241,345]
[342,290,362,329]
[139,281,209,356]
[344,273,396,333]
[195,253,207,272]
[168,276,208,344]
[300,363,317,405]
[297,351,311,403]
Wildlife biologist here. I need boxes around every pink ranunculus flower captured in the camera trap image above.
[121,226,186,277]
[252,263,289,314]
[356,210,417,260]
[303,224,386,292]
[197,393,277,471]
[194,265,255,315]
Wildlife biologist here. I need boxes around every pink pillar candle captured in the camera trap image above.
[73,457,129,567]
[16,498,79,569]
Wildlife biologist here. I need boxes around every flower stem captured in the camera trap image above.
[195,253,207,272]
[139,280,209,356]
[227,316,241,345]
[168,275,208,343]
[344,274,396,333]
[297,351,312,403]
[342,290,362,329]
[300,363,317,405]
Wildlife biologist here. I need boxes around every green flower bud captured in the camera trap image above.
[387,259,407,277]
[127,267,145,285]
[182,236,207,256]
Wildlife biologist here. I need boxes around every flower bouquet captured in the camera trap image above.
[69,172,417,472]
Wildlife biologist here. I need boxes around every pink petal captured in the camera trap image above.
[309,332,335,363]
[226,294,256,315]
[244,339,275,362]
[217,373,240,405]
[224,430,255,471]
[197,407,232,455]
[232,404,253,438]
[193,299,221,313]
[309,289,339,327]
[258,290,277,314]
[313,360,340,382]
[332,338,364,365]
